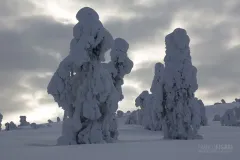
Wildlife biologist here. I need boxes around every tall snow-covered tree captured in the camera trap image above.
[47,7,120,145]
[103,38,133,140]
[19,116,30,127]
[149,62,165,130]
[161,28,201,139]
[0,113,3,131]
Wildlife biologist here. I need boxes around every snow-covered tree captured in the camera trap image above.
[221,99,226,104]
[117,110,124,117]
[47,7,121,145]
[161,28,201,139]
[103,38,133,140]
[0,113,2,131]
[19,116,30,127]
[125,109,142,125]
[197,99,208,126]
[48,119,53,123]
[135,91,161,130]
[221,108,238,126]
[5,121,17,131]
[57,117,61,122]
[30,123,38,129]
[213,114,221,121]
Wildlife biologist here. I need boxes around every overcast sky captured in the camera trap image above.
[0,0,240,124]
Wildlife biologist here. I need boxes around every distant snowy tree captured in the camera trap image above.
[57,117,61,122]
[0,113,2,131]
[135,91,161,130]
[5,121,17,131]
[126,111,131,114]
[221,99,226,104]
[149,62,165,131]
[220,108,238,126]
[30,123,38,129]
[235,98,240,103]
[213,114,221,121]
[125,109,142,125]
[197,99,208,126]
[19,116,30,127]
[117,110,124,117]
[48,119,53,123]
[161,28,201,139]
[47,7,121,145]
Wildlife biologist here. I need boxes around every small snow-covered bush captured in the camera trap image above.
[214,102,221,105]
[117,110,124,117]
[213,114,221,121]
[48,119,53,123]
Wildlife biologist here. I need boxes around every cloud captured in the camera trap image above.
[0,0,240,123]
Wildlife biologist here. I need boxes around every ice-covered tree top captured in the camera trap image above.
[150,62,164,94]
[47,7,114,108]
[164,28,198,93]
[0,113,2,120]
[109,38,133,77]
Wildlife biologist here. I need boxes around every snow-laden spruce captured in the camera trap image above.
[47,7,121,145]
[221,107,240,126]
[103,38,133,140]
[197,99,208,126]
[0,113,2,131]
[149,62,165,130]
[161,28,201,139]
[135,91,161,130]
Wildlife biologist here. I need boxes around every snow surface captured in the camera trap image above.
[0,108,239,160]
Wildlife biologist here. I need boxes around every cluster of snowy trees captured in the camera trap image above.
[0,114,62,131]
[125,109,143,125]
[47,7,133,145]
[125,28,208,139]
[221,107,240,126]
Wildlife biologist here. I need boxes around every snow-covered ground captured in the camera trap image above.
[1,107,240,160]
